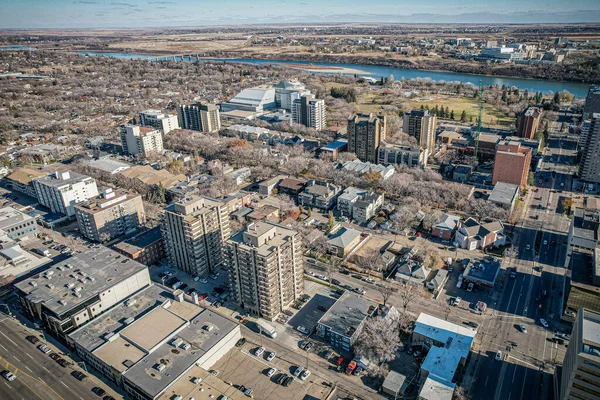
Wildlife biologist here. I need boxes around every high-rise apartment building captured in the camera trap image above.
[403,109,437,154]
[583,87,600,120]
[517,107,543,139]
[273,80,311,110]
[557,308,600,400]
[292,95,326,130]
[33,171,99,217]
[347,113,386,163]
[75,188,145,242]
[579,114,600,184]
[161,196,230,277]
[225,222,303,321]
[492,141,532,188]
[138,109,180,134]
[120,125,164,157]
[177,103,221,133]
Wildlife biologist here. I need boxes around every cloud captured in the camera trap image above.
[149,1,175,3]
[73,0,99,3]
[110,2,136,6]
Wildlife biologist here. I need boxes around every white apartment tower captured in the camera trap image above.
[120,125,164,157]
[177,103,221,133]
[33,170,99,217]
[138,109,180,134]
[292,95,326,131]
[161,196,231,277]
[403,109,437,154]
[225,222,304,321]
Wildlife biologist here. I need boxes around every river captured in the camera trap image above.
[72,51,593,98]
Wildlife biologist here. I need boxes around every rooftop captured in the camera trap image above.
[489,182,519,205]
[341,160,395,177]
[463,257,502,285]
[88,158,131,174]
[5,167,45,185]
[572,207,600,242]
[34,170,94,188]
[434,214,460,232]
[75,188,140,213]
[119,165,186,188]
[0,207,36,230]
[15,247,148,315]
[318,292,376,339]
[278,177,307,191]
[321,139,348,151]
[581,308,600,349]
[327,227,361,249]
[113,227,163,256]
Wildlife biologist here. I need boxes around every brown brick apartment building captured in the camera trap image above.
[492,141,532,189]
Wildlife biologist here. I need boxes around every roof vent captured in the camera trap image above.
[124,317,135,325]
[58,300,67,306]
[154,363,166,372]
[104,332,115,340]
[46,284,55,289]
[29,281,37,287]
[66,282,75,289]
[125,299,137,307]
[171,338,183,348]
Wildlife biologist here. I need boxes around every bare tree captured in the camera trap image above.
[273,194,296,219]
[398,281,417,312]
[352,249,382,277]
[353,316,402,363]
[377,284,395,307]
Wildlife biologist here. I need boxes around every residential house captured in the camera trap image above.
[396,259,431,286]
[327,227,362,257]
[277,177,308,200]
[455,218,505,250]
[431,214,461,241]
[452,165,473,183]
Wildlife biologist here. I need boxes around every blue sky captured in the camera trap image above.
[1,0,599,28]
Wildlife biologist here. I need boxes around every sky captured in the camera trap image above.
[1,0,600,29]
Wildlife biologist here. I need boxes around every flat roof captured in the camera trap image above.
[93,336,146,373]
[88,158,131,174]
[15,247,148,315]
[113,227,163,256]
[120,306,187,351]
[0,206,35,230]
[317,292,376,339]
[156,365,246,400]
[321,139,348,151]
[463,258,501,285]
[34,170,93,187]
[489,182,519,205]
[5,167,45,185]
[75,189,140,213]
[581,308,600,348]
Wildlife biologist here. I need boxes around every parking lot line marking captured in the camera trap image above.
[13,356,20,362]
[25,366,32,373]
[26,353,33,359]
[60,381,69,389]
[512,366,517,383]
[0,331,17,346]
[3,382,9,388]
[42,366,50,373]
[0,343,7,351]
[485,376,489,386]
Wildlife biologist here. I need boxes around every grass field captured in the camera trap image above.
[408,96,515,127]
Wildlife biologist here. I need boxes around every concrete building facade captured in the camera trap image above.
[33,170,99,217]
[291,95,326,130]
[225,222,303,321]
[583,87,600,120]
[120,125,164,157]
[161,196,231,277]
[0,207,38,240]
[579,115,600,184]
[177,103,221,133]
[347,113,386,163]
[138,109,179,134]
[403,109,437,154]
[517,107,543,139]
[75,188,145,242]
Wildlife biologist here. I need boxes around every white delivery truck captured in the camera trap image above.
[255,318,277,338]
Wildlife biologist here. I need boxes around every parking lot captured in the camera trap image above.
[288,289,338,334]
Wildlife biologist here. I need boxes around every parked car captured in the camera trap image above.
[283,376,293,387]
[300,370,311,380]
[235,338,246,347]
[266,368,275,377]
[466,321,478,328]
[317,306,327,312]
[352,367,363,376]
[266,352,276,361]
[58,359,71,368]
[254,347,265,357]
[26,335,39,344]
[49,353,61,361]
[331,279,341,286]
[518,324,527,333]
[293,366,304,377]
[1,370,16,382]
[92,387,106,396]
[540,318,549,328]
[304,342,314,351]
[199,293,208,301]
[71,371,87,381]
[495,351,502,361]
[243,388,254,397]
[453,297,461,307]
[324,350,334,359]
[277,374,288,385]
[37,344,51,354]
[296,325,309,334]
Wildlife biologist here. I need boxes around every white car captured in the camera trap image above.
[540,318,549,328]
[193,276,200,282]
[453,297,462,307]
[266,351,276,361]
[526,244,531,250]
[200,279,208,284]
[293,365,304,377]
[254,347,265,357]
[1,370,16,382]
[543,240,548,245]
[37,344,51,354]
[307,271,316,277]
[297,325,309,334]
[266,368,275,377]
[495,351,502,361]
[300,370,311,380]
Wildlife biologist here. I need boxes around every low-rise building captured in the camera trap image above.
[33,170,99,217]
[113,227,164,266]
[4,167,45,198]
[320,139,348,160]
[377,143,425,168]
[69,284,241,400]
[327,227,362,257]
[75,188,145,242]
[316,292,377,351]
[431,214,461,241]
[226,167,251,186]
[298,180,341,211]
[341,159,396,180]
[396,259,431,286]
[462,257,502,287]
[87,158,131,175]
[277,177,308,200]
[258,176,284,196]
[337,187,384,223]
[489,182,519,210]
[455,218,505,250]
[452,165,473,183]
[15,247,151,342]
[17,144,69,165]
[119,165,186,189]
[167,174,214,198]
[0,237,52,286]
[0,206,39,240]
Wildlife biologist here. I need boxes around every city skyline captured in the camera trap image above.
[0,0,599,28]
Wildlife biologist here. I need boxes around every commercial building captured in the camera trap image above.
[461,257,502,287]
[177,103,221,133]
[337,187,384,223]
[378,143,425,168]
[403,109,437,154]
[0,238,52,284]
[492,141,532,188]
[298,180,341,211]
[517,107,543,139]
[0,207,38,240]
[220,85,276,113]
[138,109,179,134]
[225,222,303,321]
[489,182,519,210]
[15,247,151,342]
[87,158,131,175]
[120,125,164,157]
[113,227,164,267]
[291,95,326,130]
[4,167,45,198]
[347,113,386,163]
[119,165,186,189]
[69,284,241,400]
[583,87,600,120]
[341,159,396,180]
[316,292,377,351]
[412,313,476,400]
[75,188,145,242]
[478,46,521,61]
[161,196,230,277]
[33,170,99,217]
[565,203,600,268]
[579,114,600,184]
[557,308,600,400]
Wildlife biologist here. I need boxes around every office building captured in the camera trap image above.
[403,109,437,154]
[138,109,179,134]
[557,308,600,400]
[579,114,600,184]
[33,170,99,217]
[273,80,311,110]
[75,188,145,242]
[225,222,303,321]
[316,292,377,351]
[15,247,151,342]
[120,125,164,157]
[69,284,240,400]
[492,141,532,188]
[378,143,426,168]
[0,207,38,240]
[291,95,326,130]
[161,196,230,277]
[177,103,221,133]
[583,87,600,120]
[478,46,521,61]
[347,113,386,163]
[113,227,164,267]
[517,107,543,139]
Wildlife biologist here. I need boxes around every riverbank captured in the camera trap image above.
[280,63,369,75]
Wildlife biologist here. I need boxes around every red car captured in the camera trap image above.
[199,293,208,301]
[336,356,344,366]
[49,353,62,361]
[317,306,327,312]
